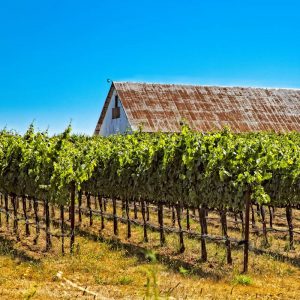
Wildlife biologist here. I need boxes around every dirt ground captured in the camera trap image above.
[0,198,300,299]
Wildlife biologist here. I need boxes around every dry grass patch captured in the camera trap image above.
[0,232,300,299]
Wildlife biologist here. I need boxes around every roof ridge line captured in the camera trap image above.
[113,81,300,91]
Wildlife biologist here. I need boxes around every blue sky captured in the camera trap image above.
[0,0,299,135]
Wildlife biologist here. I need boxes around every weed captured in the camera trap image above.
[179,266,190,276]
[94,276,108,285]
[118,276,133,285]
[285,267,295,275]
[23,284,37,300]
[145,250,157,263]
[145,251,159,300]
[232,274,253,286]
[284,242,292,252]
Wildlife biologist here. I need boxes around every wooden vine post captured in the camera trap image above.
[146,201,150,222]
[94,195,98,210]
[28,197,32,211]
[268,206,273,228]
[103,198,107,212]
[60,205,65,255]
[133,199,138,219]
[45,199,51,251]
[121,200,126,218]
[86,192,93,226]
[199,205,207,262]
[51,204,55,218]
[141,199,148,242]
[234,212,238,229]
[78,190,82,223]
[240,211,245,237]
[243,188,251,273]
[260,205,269,246]
[158,201,165,246]
[125,198,131,239]
[286,205,294,250]
[11,194,19,240]
[251,204,256,228]
[4,194,9,229]
[0,194,2,227]
[70,182,76,253]
[22,195,30,236]
[220,209,232,264]
[33,197,40,244]
[176,202,185,253]
[112,198,118,236]
[171,206,176,227]
[43,199,46,218]
[98,194,105,230]
[186,207,190,231]
[256,204,260,216]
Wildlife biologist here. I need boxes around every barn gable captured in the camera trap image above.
[94,84,131,136]
[94,82,300,135]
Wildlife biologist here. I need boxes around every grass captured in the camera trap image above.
[232,274,253,286]
[1,200,300,299]
[0,230,300,299]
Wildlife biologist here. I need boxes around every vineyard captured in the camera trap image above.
[0,125,300,274]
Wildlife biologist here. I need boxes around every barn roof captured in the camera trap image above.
[94,82,300,134]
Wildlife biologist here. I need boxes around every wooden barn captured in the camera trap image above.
[94,82,300,136]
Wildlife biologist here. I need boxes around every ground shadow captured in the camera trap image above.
[73,225,222,281]
[0,234,41,264]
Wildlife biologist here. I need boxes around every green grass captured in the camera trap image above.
[233,274,253,286]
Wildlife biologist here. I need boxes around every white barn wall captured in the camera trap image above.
[99,90,132,136]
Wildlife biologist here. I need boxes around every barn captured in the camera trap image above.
[94,82,300,136]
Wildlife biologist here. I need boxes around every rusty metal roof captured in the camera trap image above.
[95,82,300,134]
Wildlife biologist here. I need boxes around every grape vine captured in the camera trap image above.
[0,125,299,210]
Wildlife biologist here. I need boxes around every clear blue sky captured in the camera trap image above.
[0,0,299,135]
